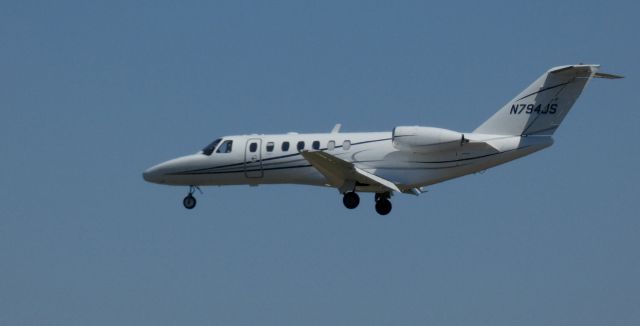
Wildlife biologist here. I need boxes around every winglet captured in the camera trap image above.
[331,123,342,134]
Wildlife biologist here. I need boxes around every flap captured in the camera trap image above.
[301,151,401,193]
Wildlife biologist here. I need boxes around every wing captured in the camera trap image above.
[300,150,401,193]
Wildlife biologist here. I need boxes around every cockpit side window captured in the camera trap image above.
[216,140,233,153]
[202,138,222,156]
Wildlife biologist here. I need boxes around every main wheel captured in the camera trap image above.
[375,199,392,215]
[183,194,197,209]
[343,192,360,209]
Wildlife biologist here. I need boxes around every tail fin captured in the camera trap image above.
[474,65,621,136]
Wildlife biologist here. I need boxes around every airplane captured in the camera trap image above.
[143,64,622,215]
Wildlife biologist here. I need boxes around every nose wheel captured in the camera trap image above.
[183,186,201,210]
[183,194,196,209]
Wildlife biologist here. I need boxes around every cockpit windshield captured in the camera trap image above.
[216,140,233,153]
[202,138,222,156]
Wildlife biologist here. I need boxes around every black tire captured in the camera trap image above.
[183,195,197,209]
[375,199,392,215]
[343,192,360,209]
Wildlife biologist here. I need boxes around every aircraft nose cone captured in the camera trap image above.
[142,165,165,184]
[143,155,200,184]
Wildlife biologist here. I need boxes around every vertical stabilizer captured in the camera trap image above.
[474,65,603,136]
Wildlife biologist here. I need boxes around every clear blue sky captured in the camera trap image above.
[2,1,639,325]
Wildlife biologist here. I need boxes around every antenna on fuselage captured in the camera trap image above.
[460,134,469,146]
[331,123,342,134]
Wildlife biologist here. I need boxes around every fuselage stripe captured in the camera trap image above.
[516,82,570,101]
[174,137,392,174]
[169,146,529,177]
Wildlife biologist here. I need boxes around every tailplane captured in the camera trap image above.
[474,65,622,136]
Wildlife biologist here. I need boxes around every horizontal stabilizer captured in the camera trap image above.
[593,72,624,79]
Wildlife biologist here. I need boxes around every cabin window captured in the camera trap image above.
[216,140,233,153]
[282,142,290,151]
[312,141,320,150]
[327,140,335,151]
[342,140,351,150]
[202,138,222,156]
[249,142,258,153]
[266,142,274,152]
[297,141,305,151]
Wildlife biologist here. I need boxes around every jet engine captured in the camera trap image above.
[392,126,466,153]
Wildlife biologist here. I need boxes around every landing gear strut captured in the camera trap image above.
[183,185,200,209]
[374,192,392,215]
[343,192,360,209]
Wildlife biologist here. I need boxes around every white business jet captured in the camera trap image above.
[143,65,621,215]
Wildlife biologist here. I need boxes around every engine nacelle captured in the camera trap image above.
[392,126,464,153]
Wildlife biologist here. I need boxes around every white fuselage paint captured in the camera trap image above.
[142,131,553,193]
[143,64,620,214]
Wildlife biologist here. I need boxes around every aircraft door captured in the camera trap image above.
[244,138,264,178]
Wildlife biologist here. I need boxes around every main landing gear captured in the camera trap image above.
[374,193,392,215]
[183,186,201,209]
[342,192,392,215]
[343,192,360,209]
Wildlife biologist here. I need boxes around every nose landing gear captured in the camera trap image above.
[183,194,196,209]
[183,186,201,209]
